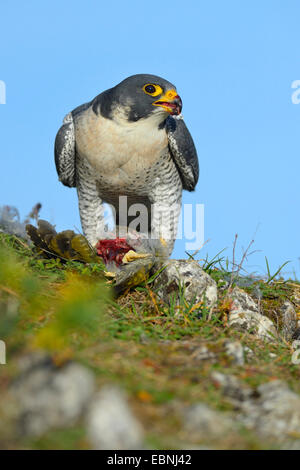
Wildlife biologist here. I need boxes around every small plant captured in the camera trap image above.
[265,257,290,284]
[201,248,227,274]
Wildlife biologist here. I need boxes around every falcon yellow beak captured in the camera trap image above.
[153,89,182,116]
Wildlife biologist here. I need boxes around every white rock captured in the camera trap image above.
[230,286,259,312]
[12,356,95,436]
[213,375,300,444]
[86,386,144,450]
[244,346,254,360]
[182,403,234,440]
[229,310,277,342]
[239,381,300,443]
[224,340,245,366]
[211,372,252,402]
[154,260,217,309]
[228,287,277,342]
[292,340,300,350]
[281,300,298,340]
[191,344,217,362]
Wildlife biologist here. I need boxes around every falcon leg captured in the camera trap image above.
[76,160,105,247]
[149,182,182,256]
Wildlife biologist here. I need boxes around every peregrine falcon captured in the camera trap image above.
[54,74,199,255]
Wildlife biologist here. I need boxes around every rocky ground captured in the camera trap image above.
[1,231,300,449]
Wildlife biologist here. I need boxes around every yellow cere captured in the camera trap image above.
[164,89,178,100]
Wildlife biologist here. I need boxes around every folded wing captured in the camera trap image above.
[166,116,199,191]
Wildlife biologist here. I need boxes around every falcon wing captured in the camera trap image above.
[166,116,199,191]
[54,112,76,188]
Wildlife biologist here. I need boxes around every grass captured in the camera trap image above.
[1,231,300,449]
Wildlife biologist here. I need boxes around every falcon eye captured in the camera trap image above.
[143,83,163,97]
[145,85,156,94]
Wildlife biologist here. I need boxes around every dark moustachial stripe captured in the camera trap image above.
[92,88,115,119]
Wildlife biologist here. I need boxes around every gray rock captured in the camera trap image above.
[229,286,259,312]
[0,205,28,239]
[228,287,277,342]
[211,372,253,402]
[281,301,298,340]
[212,374,300,445]
[291,340,300,365]
[292,340,300,350]
[187,340,244,365]
[229,310,277,342]
[86,386,144,450]
[182,403,234,440]
[293,327,300,341]
[244,346,254,361]
[238,380,300,443]
[224,340,245,366]
[11,354,95,436]
[190,344,217,362]
[154,260,217,309]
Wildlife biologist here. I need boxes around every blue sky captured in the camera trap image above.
[0,0,299,278]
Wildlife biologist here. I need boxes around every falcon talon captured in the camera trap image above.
[104,271,116,278]
[122,250,151,264]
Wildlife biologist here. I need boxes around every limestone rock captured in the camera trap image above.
[11,354,95,437]
[280,300,298,340]
[212,372,300,446]
[238,380,300,445]
[154,260,217,309]
[228,287,277,342]
[86,386,144,450]
[224,340,245,366]
[182,403,234,440]
[211,372,253,402]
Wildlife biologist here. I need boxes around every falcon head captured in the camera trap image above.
[95,74,182,123]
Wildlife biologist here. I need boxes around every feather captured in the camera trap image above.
[166,116,199,191]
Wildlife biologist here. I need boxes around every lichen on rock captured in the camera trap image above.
[228,286,277,341]
[154,259,218,309]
